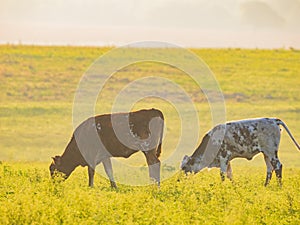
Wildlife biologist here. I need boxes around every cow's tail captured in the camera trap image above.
[276,118,300,150]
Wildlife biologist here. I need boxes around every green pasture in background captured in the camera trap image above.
[0,45,299,224]
[0,45,299,166]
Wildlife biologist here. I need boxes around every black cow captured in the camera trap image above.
[181,118,300,186]
[50,108,164,188]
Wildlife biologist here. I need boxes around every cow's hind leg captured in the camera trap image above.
[271,155,283,187]
[263,154,274,186]
[143,149,161,186]
[102,158,117,188]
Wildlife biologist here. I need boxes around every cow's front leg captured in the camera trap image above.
[220,165,226,181]
[219,151,231,182]
[143,150,161,186]
[88,166,95,187]
[102,158,117,188]
[263,154,273,186]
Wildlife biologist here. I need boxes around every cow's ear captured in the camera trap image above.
[183,155,189,161]
[53,156,61,165]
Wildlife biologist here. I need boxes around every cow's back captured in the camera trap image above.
[208,118,281,160]
[75,109,164,159]
[95,113,137,157]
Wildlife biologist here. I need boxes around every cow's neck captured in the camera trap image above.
[60,147,84,177]
[191,133,210,159]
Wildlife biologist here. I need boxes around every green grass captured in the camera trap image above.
[1,162,300,224]
[0,45,300,224]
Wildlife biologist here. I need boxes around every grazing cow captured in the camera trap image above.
[181,118,300,186]
[50,108,164,188]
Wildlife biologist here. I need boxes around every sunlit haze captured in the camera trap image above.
[1,0,300,48]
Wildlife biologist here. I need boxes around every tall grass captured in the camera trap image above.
[1,162,300,224]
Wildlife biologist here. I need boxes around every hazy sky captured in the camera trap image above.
[1,0,300,48]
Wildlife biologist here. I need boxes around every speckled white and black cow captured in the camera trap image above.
[181,118,300,186]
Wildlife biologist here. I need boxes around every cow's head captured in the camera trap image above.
[181,155,200,174]
[49,156,67,179]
